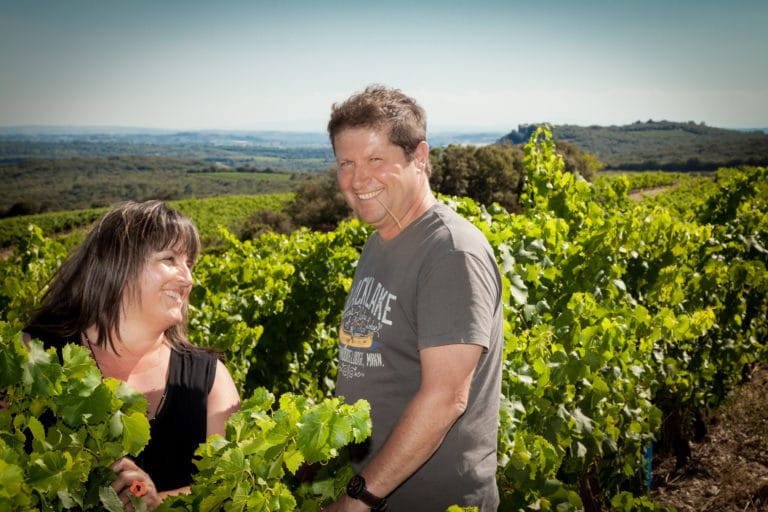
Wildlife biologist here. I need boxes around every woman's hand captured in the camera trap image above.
[110,457,163,511]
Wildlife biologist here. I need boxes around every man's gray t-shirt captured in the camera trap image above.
[336,202,503,511]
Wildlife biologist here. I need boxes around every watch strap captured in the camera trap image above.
[347,474,388,511]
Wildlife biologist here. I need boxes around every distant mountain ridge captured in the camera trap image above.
[1,122,767,171]
[0,127,503,166]
[497,120,768,171]
[0,127,331,147]
[0,126,502,148]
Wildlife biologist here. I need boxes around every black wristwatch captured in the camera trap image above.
[346,474,388,511]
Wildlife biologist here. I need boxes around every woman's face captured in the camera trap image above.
[124,245,195,332]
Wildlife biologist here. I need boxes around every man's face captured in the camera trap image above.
[334,127,429,239]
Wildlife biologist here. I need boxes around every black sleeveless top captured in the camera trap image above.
[136,348,216,491]
[32,332,217,492]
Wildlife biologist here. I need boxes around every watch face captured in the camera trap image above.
[347,475,365,497]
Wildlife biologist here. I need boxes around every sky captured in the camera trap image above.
[1,0,767,133]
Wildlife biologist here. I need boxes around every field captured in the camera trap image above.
[0,193,293,251]
[0,154,310,214]
[651,364,768,511]
[1,129,766,511]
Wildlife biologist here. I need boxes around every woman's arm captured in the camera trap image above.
[206,359,241,437]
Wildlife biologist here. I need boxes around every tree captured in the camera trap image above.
[470,144,526,212]
[430,144,526,212]
[555,140,604,181]
[5,201,42,218]
[429,144,476,198]
[240,208,294,239]
[285,169,351,231]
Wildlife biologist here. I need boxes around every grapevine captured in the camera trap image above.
[1,128,766,510]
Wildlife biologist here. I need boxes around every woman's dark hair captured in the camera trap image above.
[327,84,431,175]
[25,200,201,353]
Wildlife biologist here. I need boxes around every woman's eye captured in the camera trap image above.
[161,255,178,265]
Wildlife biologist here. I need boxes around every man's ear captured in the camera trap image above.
[415,140,429,170]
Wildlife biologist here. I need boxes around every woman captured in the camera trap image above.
[24,200,241,510]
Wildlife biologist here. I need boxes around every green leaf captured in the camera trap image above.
[56,380,113,427]
[120,411,151,456]
[27,415,46,443]
[61,343,99,377]
[344,400,371,442]
[109,378,149,416]
[199,484,233,512]
[99,485,128,512]
[509,274,529,305]
[0,459,24,500]
[329,415,353,449]
[229,481,251,511]
[214,446,247,482]
[27,450,75,493]
[297,408,330,463]
[283,448,305,475]
[0,336,25,387]
[23,340,63,397]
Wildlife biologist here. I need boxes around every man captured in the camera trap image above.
[324,85,503,512]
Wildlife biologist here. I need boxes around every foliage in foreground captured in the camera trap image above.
[160,390,370,512]
[0,334,150,511]
[0,331,371,511]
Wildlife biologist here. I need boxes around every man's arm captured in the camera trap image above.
[326,342,483,511]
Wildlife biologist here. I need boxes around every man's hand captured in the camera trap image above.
[323,495,370,512]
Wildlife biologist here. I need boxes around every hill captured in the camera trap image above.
[7,123,767,174]
[0,127,503,168]
[498,120,768,171]
[0,129,335,171]
[0,128,505,215]
[0,155,306,214]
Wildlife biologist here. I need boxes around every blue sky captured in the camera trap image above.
[1,0,766,132]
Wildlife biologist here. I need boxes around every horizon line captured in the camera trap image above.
[1,121,767,134]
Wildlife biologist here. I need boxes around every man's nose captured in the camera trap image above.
[351,164,372,188]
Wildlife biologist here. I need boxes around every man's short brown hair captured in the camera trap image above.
[328,84,429,174]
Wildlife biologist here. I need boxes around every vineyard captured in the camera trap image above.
[1,129,767,511]
[0,194,293,250]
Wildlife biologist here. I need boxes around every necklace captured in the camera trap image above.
[83,332,168,420]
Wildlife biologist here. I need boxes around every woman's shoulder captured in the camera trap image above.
[169,343,219,389]
[171,343,219,364]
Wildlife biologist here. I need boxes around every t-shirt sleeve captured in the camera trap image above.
[416,250,500,351]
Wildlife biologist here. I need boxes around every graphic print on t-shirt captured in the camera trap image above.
[338,276,396,379]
